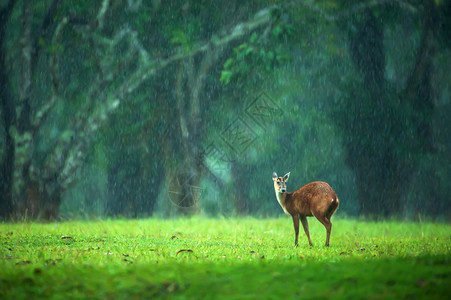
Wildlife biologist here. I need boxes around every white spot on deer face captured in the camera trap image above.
[276,179,286,193]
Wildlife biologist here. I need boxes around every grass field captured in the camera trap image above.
[0,217,449,299]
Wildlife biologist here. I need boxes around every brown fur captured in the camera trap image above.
[273,173,339,247]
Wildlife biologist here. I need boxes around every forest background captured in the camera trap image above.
[0,0,449,221]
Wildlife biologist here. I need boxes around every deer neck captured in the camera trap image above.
[275,190,290,215]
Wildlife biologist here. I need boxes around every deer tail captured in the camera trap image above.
[325,195,339,219]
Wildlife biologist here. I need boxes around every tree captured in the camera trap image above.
[0,0,279,220]
[217,0,450,219]
[0,0,16,219]
[337,0,447,217]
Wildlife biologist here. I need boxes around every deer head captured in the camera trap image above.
[272,172,290,193]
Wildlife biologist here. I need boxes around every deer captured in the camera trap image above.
[272,172,339,247]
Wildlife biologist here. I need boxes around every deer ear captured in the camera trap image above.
[272,172,278,180]
[283,172,290,181]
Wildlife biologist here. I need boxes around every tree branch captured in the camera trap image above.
[96,0,110,30]
[115,5,277,101]
[31,0,62,74]
[17,0,33,132]
[32,17,69,136]
[42,4,279,190]
[404,2,436,100]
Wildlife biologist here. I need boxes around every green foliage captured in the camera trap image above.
[0,219,449,299]
[220,23,293,84]
[170,29,191,52]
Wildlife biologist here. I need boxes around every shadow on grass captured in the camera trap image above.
[1,255,449,299]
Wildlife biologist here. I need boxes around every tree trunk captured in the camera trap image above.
[0,0,17,220]
[344,4,439,218]
[347,8,402,217]
[403,0,439,217]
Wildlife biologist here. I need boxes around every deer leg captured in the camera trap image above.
[315,215,332,247]
[300,216,314,246]
[324,219,332,247]
[291,214,300,247]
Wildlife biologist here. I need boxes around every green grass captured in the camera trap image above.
[0,218,449,299]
